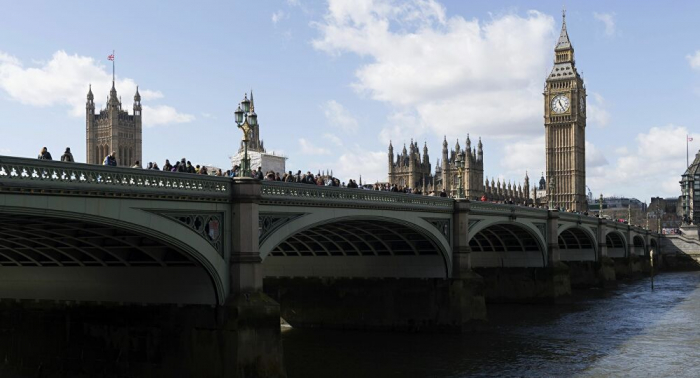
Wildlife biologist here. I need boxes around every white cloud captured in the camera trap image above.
[323,133,344,146]
[143,105,195,126]
[0,50,193,126]
[0,148,11,155]
[298,138,330,155]
[322,100,359,133]
[593,12,616,36]
[378,110,426,145]
[313,2,555,139]
[587,92,610,128]
[336,147,386,183]
[687,50,700,70]
[272,10,286,24]
[500,135,545,179]
[588,125,692,199]
[201,112,217,119]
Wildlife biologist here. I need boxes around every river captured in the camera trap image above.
[282,271,700,377]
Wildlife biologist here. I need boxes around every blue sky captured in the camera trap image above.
[1,0,700,203]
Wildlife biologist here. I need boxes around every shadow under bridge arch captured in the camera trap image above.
[260,216,452,279]
[0,212,221,305]
[558,226,597,262]
[469,223,546,268]
[606,231,627,258]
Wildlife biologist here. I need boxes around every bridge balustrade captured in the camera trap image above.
[260,181,454,211]
[0,155,230,201]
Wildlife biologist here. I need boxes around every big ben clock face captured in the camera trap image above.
[579,96,585,114]
[551,94,570,114]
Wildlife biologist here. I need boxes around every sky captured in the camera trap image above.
[1,0,700,203]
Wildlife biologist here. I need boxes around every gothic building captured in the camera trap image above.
[388,140,433,191]
[483,172,530,205]
[86,81,142,166]
[544,11,587,211]
[435,136,484,198]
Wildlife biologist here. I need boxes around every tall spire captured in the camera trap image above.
[555,8,572,51]
[250,89,255,112]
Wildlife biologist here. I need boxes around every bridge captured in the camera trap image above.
[0,155,660,374]
[0,155,659,304]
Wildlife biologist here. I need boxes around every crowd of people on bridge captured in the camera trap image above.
[32,147,647,223]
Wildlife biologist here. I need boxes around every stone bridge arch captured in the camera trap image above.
[557,225,597,262]
[468,221,546,268]
[606,230,628,258]
[632,235,646,256]
[0,195,228,305]
[259,211,452,279]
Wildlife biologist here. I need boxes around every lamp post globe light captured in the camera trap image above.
[456,151,466,199]
[234,93,258,177]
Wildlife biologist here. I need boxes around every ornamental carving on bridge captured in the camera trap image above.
[149,211,224,257]
[259,213,307,246]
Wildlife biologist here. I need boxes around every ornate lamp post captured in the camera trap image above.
[548,178,555,210]
[599,193,604,218]
[456,151,465,199]
[628,203,632,225]
[234,94,257,178]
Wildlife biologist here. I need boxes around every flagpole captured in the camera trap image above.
[112,50,115,83]
[688,134,690,168]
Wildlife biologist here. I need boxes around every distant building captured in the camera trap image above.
[387,136,529,203]
[230,92,287,175]
[85,81,142,166]
[435,136,485,199]
[680,150,700,224]
[544,11,588,211]
[388,140,433,191]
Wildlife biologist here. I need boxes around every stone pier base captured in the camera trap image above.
[0,294,285,378]
[613,255,644,280]
[264,275,487,332]
[472,262,571,303]
[597,256,617,286]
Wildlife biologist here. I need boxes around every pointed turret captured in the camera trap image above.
[556,8,572,51]
[134,86,141,102]
[455,139,460,153]
[87,84,94,101]
[250,89,255,112]
[466,134,471,151]
[477,137,483,162]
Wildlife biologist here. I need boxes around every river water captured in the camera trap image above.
[282,271,700,378]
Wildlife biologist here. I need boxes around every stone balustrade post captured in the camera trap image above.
[546,210,561,266]
[452,200,472,277]
[230,177,263,293]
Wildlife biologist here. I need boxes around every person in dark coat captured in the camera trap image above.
[60,147,74,162]
[38,147,52,160]
[103,151,117,166]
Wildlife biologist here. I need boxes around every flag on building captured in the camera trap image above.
[108,53,114,61]
[689,137,694,142]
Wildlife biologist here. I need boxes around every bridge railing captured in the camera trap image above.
[260,181,454,211]
[0,155,231,201]
[468,201,548,217]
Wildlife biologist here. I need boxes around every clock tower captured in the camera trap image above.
[544,11,587,211]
